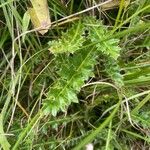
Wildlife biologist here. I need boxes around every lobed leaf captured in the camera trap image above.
[44,45,97,116]
[48,22,85,54]
[85,17,121,60]
[45,17,123,116]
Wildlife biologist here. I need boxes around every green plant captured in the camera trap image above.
[44,17,123,116]
[1,1,150,149]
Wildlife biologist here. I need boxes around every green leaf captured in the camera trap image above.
[48,21,85,54]
[85,17,121,60]
[0,116,11,150]
[44,16,123,116]
[44,45,97,116]
[84,17,123,86]
[22,10,30,42]
[104,57,124,87]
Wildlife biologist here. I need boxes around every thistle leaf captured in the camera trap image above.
[104,57,124,87]
[44,45,97,116]
[45,16,123,116]
[85,17,121,60]
[84,17,123,86]
[48,22,85,54]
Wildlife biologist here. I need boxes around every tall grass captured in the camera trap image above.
[0,0,150,149]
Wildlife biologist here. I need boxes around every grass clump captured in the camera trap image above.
[0,0,150,149]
